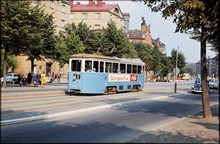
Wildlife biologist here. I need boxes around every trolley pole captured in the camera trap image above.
[174,47,179,93]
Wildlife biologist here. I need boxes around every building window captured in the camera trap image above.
[95,13,101,19]
[59,4,66,13]
[60,19,65,28]
[114,8,119,14]
[70,13,74,19]
[82,13,88,19]
[58,0,62,6]
[49,0,54,8]
[94,24,100,29]
[35,0,40,4]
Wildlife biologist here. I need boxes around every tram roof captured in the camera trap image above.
[70,53,118,60]
[70,53,145,65]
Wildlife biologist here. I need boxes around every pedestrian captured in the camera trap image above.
[41,71,46,87]
[18,75,21,86]
[38,73,41,86]
[27,72,32,86]
[52,72,55,81]
[58,73,61,82]
[33,73,38,87]
[55,73,58,81]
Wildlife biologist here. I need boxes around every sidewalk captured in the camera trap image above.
[1,82,67,98]
[129,104,219,143]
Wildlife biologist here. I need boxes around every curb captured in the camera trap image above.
[1,95,172,126]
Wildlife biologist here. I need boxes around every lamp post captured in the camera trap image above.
[208,56,210,78]
[174,47,179,93]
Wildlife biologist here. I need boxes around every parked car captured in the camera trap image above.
[191,79,210,93]
[191,79,202,93]
[208,79,219,89]
[1,73,20,84]
[46,76,53,83]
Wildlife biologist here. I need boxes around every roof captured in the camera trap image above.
[70,53,118,60]
[71,2,117,12]
[128,29,145,39]
[70,53,145,65]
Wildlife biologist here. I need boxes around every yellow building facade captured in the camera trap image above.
[70,0,125,31]
[14,0,127,80]
[15,0,70,80]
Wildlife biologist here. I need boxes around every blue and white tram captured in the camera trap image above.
[68,53,145,94]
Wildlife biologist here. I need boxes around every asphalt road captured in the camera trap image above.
[1,81,219,143]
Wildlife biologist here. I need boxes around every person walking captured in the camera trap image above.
[27,72,32,86]
[58,73,61,82]
[33,73,38,87]
[41,71,46,87]
[38,73,41,86]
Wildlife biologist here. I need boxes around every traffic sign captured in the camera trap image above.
[173,67,180,74]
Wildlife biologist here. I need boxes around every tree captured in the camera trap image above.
[1,0,32,87]
[20,5,56,81]
[1,50,18,76]
[54,24,85,67]
[141,0,219,119]
[104,20,138,58]
[181,66,195,76]
[170,48,187,74]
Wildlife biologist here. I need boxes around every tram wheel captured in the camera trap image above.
[136,85,141,91]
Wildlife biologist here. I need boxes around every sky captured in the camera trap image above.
[76,0,217,63]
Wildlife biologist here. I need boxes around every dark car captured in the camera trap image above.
[191,79,210,93]
[191,79,202,93]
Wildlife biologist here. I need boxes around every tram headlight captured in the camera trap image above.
[73,74,76,80]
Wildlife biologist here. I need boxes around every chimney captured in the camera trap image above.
[70,0,74,7]
[97,0,102,7]
[88,0,93,6]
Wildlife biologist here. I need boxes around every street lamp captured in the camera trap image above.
[174,46,179,93]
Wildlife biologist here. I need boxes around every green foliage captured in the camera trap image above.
[0,50,17,76]
[180,66,195,76]
[133,43,172,74]
[54,24,85,67]
[142,0,219,53]
[104,20,138,58]
[1,0,32,54]
[170,48,186,71]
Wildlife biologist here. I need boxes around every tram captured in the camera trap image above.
[67,53,145,94]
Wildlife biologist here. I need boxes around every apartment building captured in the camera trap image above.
[70,0,126,31]
[195,56,219,78]
[14,0,71,79]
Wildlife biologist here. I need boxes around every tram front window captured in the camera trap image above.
[85,60,92,72]
[71,60,81,72]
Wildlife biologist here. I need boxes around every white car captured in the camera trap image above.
[46,76,53,83]
[1,73,20,84]
[208,79,219,89]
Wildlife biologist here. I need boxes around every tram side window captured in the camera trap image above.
[105,62,112,73]
[93,61,99,72]
[100,61,104,73]
[133,65,137,73]
[85,60,92,72]
[113,63,118,73]
[127,64,132,73]
[71,60,81,72]
[138,65,142,74]
[120,63,125,73]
